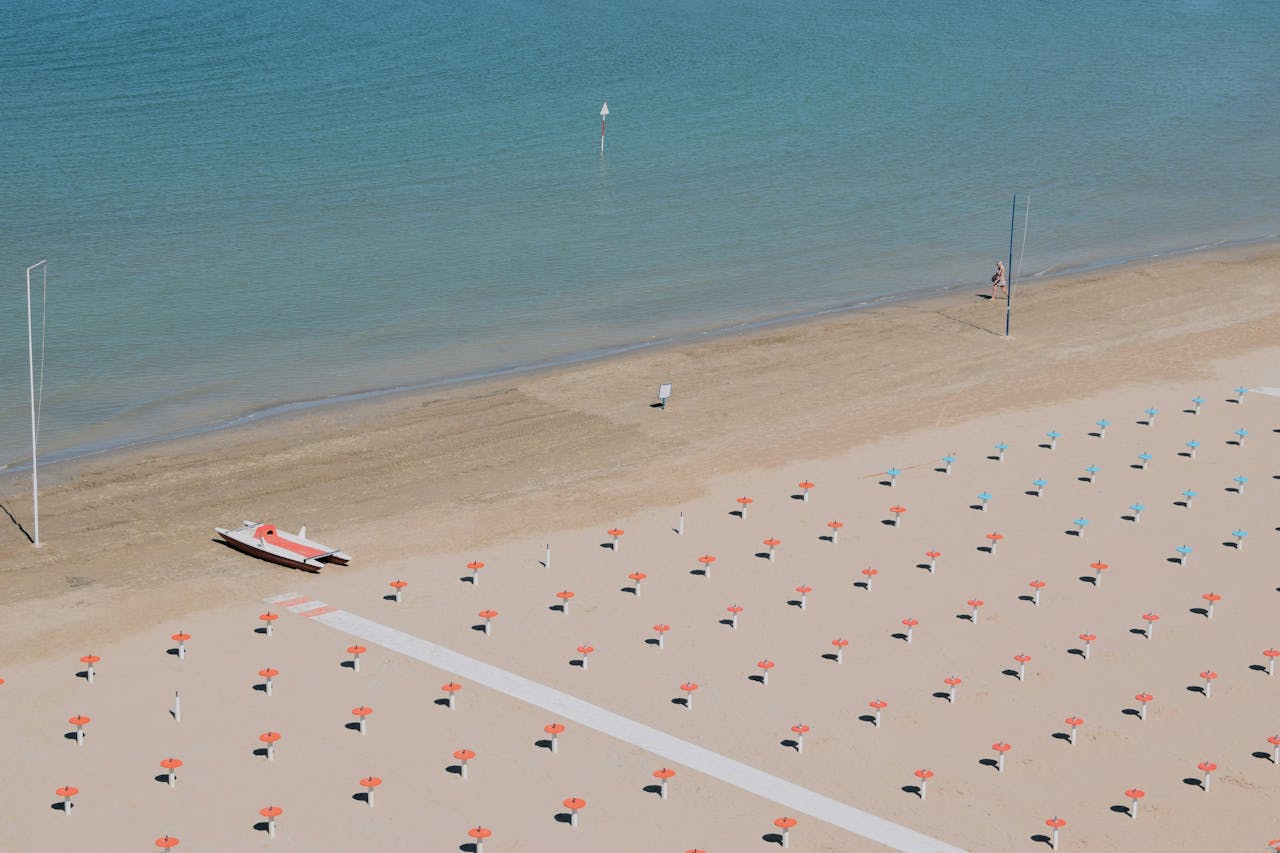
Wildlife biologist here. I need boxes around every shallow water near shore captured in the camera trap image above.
[2,0,1278,467]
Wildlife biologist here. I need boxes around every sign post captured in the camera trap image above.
[657,383,672,410]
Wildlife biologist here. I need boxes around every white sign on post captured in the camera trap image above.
[657,383,672,409]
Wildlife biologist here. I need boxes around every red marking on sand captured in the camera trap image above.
[253,525,329,559]
[298,605,337,618]
[272,596,311,608]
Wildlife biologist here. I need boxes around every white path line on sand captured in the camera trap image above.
[265,593,966,853]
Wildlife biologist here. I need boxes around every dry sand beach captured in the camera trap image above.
[2,243,1279,851]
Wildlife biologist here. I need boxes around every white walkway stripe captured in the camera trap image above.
[267,595,966,853]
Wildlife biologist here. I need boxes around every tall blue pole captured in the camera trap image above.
[1004,194,1016,338]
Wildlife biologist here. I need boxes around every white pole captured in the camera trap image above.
[599,102,609,154]
[173,690,181,722]
[26,260,46,547]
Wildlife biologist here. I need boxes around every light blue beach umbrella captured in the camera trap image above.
[1136,451,1152,470]
[1046,430,1061,450]
[1095,419,1110,438]
[1144,407,1158,424]
[977,491,992,512]
[1032,478,1047,497]
[1084,464,1099,483]
[1175,544,1193,565]
[1129,501,1145,523]
[1186,439,1200,459]
[1233,427,1248,445]
[993,442,1008,461]
[1232,529,1247,549]
[1232,475,1247,494]
[886,467,900,487]
[1181,488,1196,507]
[941,454,956,475]
[1073,517,1089,537]
[1234,385,1248,404]
[1191,395,1204,414]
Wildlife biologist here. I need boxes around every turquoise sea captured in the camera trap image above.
[2,0,1278,468]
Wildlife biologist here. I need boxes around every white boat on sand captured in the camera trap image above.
[215,521,350,573]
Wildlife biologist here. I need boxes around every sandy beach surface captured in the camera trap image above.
[3,242,1279,852]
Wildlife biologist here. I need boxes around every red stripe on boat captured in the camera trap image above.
[252,525,330,559]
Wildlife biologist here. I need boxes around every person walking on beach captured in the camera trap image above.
[990,260,1007,299]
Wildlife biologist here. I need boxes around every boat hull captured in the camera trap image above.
[217,530,323,572]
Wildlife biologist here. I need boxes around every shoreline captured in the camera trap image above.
[3,238,1280,850]
[2,237,1279,610]
[5,232,1277,477]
